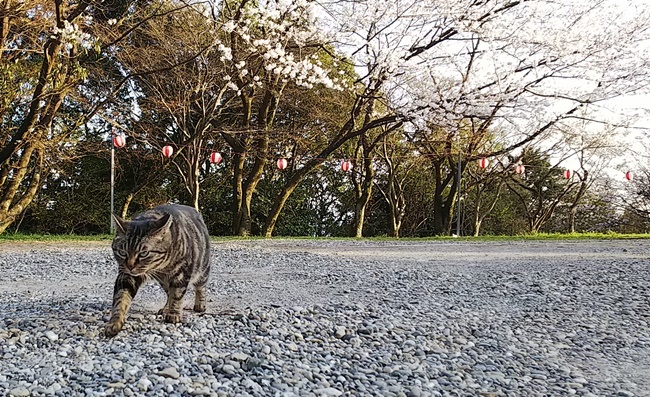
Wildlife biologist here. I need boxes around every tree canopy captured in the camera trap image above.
[2,0,649,236]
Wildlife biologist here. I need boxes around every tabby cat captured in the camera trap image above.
[105,204,211,337]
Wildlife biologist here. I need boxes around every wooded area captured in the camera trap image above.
[2,0,650,237]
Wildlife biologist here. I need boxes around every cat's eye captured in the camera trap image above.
[139,251,150,258]
[115,249,127,258]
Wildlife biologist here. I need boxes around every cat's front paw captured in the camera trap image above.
[164,313,182,323]
[193,303,206,313]
[105,322,123,337]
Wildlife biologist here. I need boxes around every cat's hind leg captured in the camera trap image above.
[193,283,207,313]
[157,281,171,315]
[163,285,187,323]
[191,269,209,312]
[162,270,192,322]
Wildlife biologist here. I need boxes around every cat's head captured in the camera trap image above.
[111,212,172,276]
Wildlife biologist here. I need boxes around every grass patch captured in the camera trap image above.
[249,232,650,241]
[0,233,114,242]
[358,232,650,241]
[0,231,647,243]
[467,232,650,241]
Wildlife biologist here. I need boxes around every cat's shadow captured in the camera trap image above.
[1,296,239,337]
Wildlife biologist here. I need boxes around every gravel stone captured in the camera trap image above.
[9,387,30,397]
[158,367,180,379]
[138,377,152,391]
[0,240,649,396]
[313,387,343,396]
[229,352,249,361]
[334,326,346,338]
[44,330,58,341]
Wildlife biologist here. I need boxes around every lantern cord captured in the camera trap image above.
[108,132,633,177]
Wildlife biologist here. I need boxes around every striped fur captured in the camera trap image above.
[105,204,211,337]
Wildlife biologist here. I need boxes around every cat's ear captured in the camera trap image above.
[150,212,172,234]
[112,214,129,235]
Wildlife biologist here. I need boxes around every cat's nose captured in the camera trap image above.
[127,257,137,269]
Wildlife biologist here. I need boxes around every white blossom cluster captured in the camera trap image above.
[213,0,344,93]
[322,0,650,137]
[52,20,93,52]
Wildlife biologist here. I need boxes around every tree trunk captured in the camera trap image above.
[473,219,482,237]
[352,155,374,238]
[231,139,269,237]
[262,112,402,238]
[387,179,405,238]
[121,193,134,218]
[191,156,200,211]
[228,88,278,236]
[227,95,253,236]
[379,140,406,239]
[568,169,588,233]
[262,137,352,237]
[472,180,504,236]
[263,176,304,238]
[231,152,246,235]
[389,217,399,238]
[0,18,65,232]
[530,219,541,234]
[389,200,403,238]
[353,201,367,238]
[0,147,43,234]
[176,146,203,212]
[473,186,482,237]
[238,135,269,235]
[432,177,457,235]
[570,207,577,233]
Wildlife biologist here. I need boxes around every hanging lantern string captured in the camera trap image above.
[108,133,634,178]
[107,130,541,164]
[104,116,635,175]
[111,136,519,164]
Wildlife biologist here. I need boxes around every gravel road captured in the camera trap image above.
[0,239,649,396]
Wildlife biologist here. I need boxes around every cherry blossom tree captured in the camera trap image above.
[3,0,649,236]
[316,0,650,235]
[553,122,624,233]
[202,0,345,235]
[348,123,402,238]
[375,134,419,238]
[465,148,511,237]
[92,1,650,237]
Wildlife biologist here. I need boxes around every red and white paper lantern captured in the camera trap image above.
[210,151,222,164]
[515,164,525,174]
[478,158,488,169]
[625,171,633,181]
[162,145,174,158]
[341,160,352,172]
[277,158,288,170]
[113,135,126,148]
[564,169,572,179]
